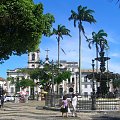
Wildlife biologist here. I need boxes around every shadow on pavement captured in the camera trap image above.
[92,115,120,120]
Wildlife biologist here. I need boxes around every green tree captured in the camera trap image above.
[19,79,35,89]
[51,24,71,68]
[19,62,71,93]
[7,77,35,93]
[69,5,96,94]
[87,29,109,72]
[0,0,55,62]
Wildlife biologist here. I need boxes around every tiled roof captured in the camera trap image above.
[0,77,5,81]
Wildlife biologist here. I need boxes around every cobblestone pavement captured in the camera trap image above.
[0,101,120,120]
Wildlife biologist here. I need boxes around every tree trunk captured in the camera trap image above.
[96,46,99,73]
[58,36,60,68]
[96,45,99,90]
[57,36,60,94]
[78,25,82,95]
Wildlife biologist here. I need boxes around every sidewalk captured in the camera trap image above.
[0,100,120,120]
[36,101,120,120]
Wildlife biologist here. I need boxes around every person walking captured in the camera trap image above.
[1,95,4,108]
[71,93,77,117]
[60,95,68,117]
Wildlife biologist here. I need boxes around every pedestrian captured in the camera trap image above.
[71,93,77,117]
[67,100,72,114]
[1,95,4,108]
[60,95,68,117]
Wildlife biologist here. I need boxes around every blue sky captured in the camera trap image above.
[1,0,120,78]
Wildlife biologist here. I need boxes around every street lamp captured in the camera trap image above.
[51,60,54,94]
[51,60,55,107]
[91,59,96,110]
[76,72,78,94]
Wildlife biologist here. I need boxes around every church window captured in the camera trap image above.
[32,54,35,61]
[32,64,35,68]
[72,77,74,83]
[68,78,70,83]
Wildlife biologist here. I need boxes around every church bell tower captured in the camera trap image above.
[28,49,40,68]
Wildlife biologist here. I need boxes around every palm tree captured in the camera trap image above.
[87,29,109,73]
[87,30,109,96]
[51,24,71,68]
[51,24,71,94]
[69,5,96,94]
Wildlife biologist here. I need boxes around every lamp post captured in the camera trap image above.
[76,72,78,94]
[51,60,54,94]
[91,59,96,110]
[51,60,55,107]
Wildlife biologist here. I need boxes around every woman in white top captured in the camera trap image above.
[71,94,77,117]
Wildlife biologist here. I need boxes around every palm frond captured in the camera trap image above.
[69,10,77,20]
[74,19,77,27]
[88,41,94,49]
[69,10,78,27]
[61,48,66,55]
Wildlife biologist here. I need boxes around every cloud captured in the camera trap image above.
[109,61,120,74]
[110,53,120,57]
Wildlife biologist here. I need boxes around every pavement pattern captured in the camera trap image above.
[0,100,120,120]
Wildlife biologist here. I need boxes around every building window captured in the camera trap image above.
[32,53,35,61]
[84,92,88,97]
[22,77,25,80]
[16,77,19,81]
[84,85,87,88]
[59,88,63,95]
[16,77,19,83]
[69,87,73,92]
[84,84,87,88]
[11,87,14,93]
[68,78,70,83]
[72,77,74,83]
[32,64,35,68]
[84,77,87,82]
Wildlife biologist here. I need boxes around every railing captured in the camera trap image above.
[77,95,120,111]
[96,98,120,110]
[45,94,120,111]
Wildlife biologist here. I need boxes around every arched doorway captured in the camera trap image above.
[69,87,74,93]
[59,88,63,96]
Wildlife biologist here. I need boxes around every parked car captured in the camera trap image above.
[4,96,14,102]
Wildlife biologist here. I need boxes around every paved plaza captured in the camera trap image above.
[0,100,120,120]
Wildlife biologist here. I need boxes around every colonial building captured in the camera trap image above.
[7,49,41,96]
[7,50,95,97]
[0,77,7,94]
